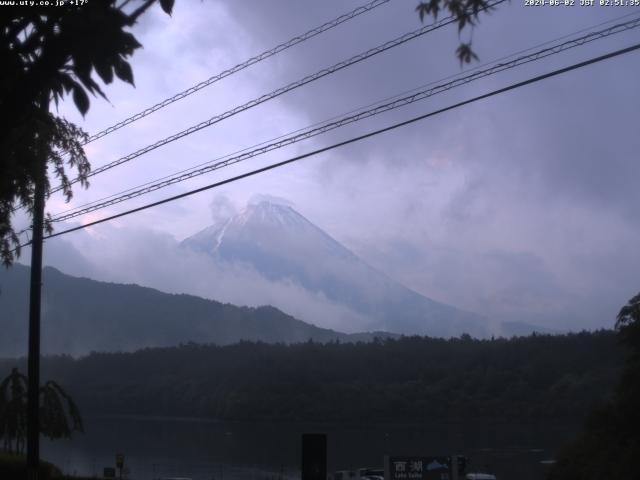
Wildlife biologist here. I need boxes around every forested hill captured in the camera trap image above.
[0,331,622,423]
[0,264,394,356]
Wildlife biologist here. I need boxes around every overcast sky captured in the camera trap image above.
[14,0,640,331]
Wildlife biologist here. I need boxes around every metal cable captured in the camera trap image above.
[7,0,391,217]
[51,0,506,194]
[83,0,392,144]
[50,16,640,223]
[7,41,637,252]
[32,42,639,243]
[50,10,640,218]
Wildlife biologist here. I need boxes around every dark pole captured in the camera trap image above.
[27,116,47,480]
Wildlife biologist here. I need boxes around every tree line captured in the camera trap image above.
[0,331,623,423]
[548,293,640,479]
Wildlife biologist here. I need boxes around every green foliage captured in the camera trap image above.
[0,452,63,480]
[0,331,621,424]
[0,368,83,455]
[455,43,479,64]
[0,368,27,454]
[0,106,90,265]
[0,0,174,266]
[548,292,640,480]
[415,0,503,64]
[39,380,84,442]
[616,292,640,356]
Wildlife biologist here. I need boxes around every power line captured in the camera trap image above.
[49,16,640,223]
[83,0,392,145]
[49,10,640,219]
[27,42,638,245]
[50,0,505,194]
[8,0,392,218]
[23,8,639,222]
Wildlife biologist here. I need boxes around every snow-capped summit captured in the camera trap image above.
[184,200,354,261]
[181,199,488,337]
[236,200,312,229]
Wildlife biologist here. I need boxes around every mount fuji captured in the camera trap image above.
[181,199,489,338]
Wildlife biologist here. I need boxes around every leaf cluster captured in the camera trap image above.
[0,111,89,266]
[0,368,83,454]
[548,292,640,480]
[615,292,640,355]
[0,0,174,266]
[415,0,501,64]
[0,368,27,453]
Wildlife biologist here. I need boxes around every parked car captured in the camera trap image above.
[465,473,497,480]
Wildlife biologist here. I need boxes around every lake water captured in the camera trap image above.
[41,415,581,480]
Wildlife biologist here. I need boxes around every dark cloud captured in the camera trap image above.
[30,1,640,334]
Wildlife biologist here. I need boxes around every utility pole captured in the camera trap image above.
[27,104,47,480]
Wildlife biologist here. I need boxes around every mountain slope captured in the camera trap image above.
[182,200,488,337]
[0,264,391,357]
